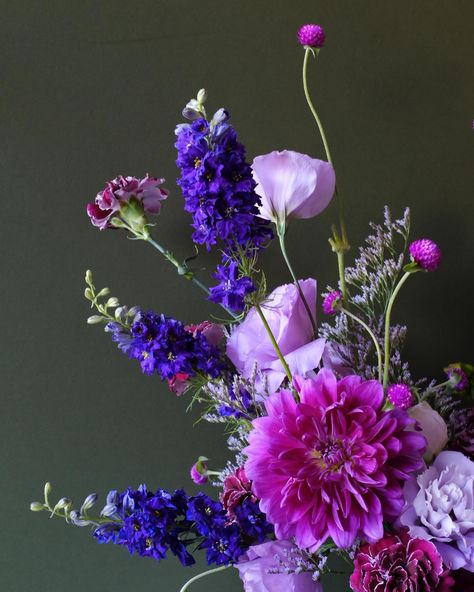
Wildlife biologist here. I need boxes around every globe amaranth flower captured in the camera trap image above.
[227,279,326,392]
[86,175,168,230]
[409,401,448,461]
[190,457,209,485]
[401,450,474,572]
[175,111,272,250]
[297,24,326,48]
[252,150,335,231]
[350,529,454,592]
[235,540,322,592]
[322,290,342,315]
[409,238,441,271]
[245,369,426,550]
[221,467,257,518]
[387,383,414,409]
[209,259,256,313]
[125,311,225,381]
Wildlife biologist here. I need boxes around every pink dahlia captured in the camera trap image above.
[245,369,426,550]
[350,529,454,592]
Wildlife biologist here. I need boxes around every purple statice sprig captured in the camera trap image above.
[344,206,411,320]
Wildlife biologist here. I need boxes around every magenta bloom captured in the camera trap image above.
[220,467,257,518]
[409,238,441,271]
[227,279,325,392]
[245,370,426,550]
[235,540,322,592]
[387,383,413,409]
[252,151,335,229]
[350,529,453,592]
[322,290,342,315]
[297,24,326,48]
[86,175,169,229]
[190,457,209,485]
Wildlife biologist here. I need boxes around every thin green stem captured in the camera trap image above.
[383,271,411,390]
[278,229,317,337]
[337,250,348,301]
[179,566,229,592]
[341,307,383,384]
[145,237,238,321]
[302,48,332,165]
[255,304,292,384]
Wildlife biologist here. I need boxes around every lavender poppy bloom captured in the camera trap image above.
[252,150,335,230]
[235,540,322,592]
[226,279,325,392]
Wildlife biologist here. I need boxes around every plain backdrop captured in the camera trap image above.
[2,1,473,591]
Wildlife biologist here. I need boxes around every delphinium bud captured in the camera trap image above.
[387,383,414,409]
[322,290,343,315]
[408,239,441,272]
[297,24,326,48]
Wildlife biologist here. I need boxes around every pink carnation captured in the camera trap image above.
[245,369,426,550]
[220,467,257,518]
[350,529,453,592]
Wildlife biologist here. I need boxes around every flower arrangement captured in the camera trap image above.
[31,24,474,592]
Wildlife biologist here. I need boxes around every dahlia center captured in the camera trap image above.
[312,439,348,473]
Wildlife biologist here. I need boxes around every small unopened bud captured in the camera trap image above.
[30,502,45,512]
[84,288,93,300]
[44,482,52,501]
[87,315,104,325]
[85,270,93,285]
[53,497,71,511]
[197,88,207,104]
[106,297,119,308]
[96,287,110,298]
[80,493,98,514]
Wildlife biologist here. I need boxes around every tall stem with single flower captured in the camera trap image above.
[383,271,411,390]
[277,225,318,337]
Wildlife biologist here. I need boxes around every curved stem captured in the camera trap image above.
[302,48,333,165]
[341,307,383,384]
[179,566,229,592]
[255,304,292,384]
[383,272,411,390]
[278,229,317,337]
[145,237,238,321]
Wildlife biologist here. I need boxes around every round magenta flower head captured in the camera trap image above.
[189,456,209,485]
[322,290,342,315]
[245,369,426,551]
[350,528,454,592]
[297,24,326,48]
[408,238,441,271]
[252,151,335,232]
[387,383,413,409]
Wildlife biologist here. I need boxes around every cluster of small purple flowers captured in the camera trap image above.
[106,311,225,381]
[175,113,271,250]
[94,486,273,567]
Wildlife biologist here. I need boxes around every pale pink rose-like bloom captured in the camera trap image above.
[226,279,325,392]
[235,540,323,592]
[251,150,335,228]
[409,401,448,461]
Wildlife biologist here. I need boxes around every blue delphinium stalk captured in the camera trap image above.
[175,92,273,313]
[31,483,274,568]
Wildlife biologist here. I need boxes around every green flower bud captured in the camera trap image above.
[197,88,207,104]
[30,501,45,512]
[85,270,93,285]
[106,297,119,308]
[87,315,104,324]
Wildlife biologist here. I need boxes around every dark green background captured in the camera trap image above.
[3,1,473,591]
